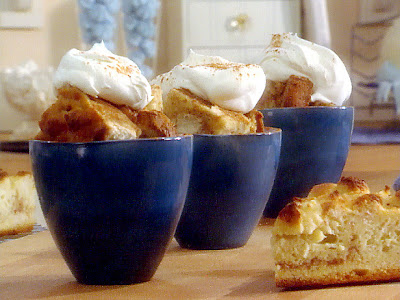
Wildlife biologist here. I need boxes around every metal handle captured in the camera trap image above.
[225,13,249,32]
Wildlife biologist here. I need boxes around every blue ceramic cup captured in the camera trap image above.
[30,136,193,285]
[261,106,354,218]
[175,129,281,250]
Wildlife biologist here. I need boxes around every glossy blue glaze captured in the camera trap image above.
[175,130,281,250]
[261,106,354,218]
[30,136,193,285]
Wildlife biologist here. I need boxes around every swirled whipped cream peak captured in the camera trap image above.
[260,33,352,106]
[151,51,266,113]
[53,42,152,110]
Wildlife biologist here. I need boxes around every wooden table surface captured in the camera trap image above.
[1,142,400,299]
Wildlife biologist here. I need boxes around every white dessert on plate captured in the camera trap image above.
[0,61,55,140]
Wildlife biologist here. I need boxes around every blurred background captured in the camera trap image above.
[1,0,400,135]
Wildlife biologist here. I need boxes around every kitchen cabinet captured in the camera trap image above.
[165,0,302,68]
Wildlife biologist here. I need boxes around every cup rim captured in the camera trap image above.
[193,127,281,138]
[260,106,353,112]
[29,135,193,146]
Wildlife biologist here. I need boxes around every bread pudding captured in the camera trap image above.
[164,88,264,135]
[36,84,176,142]
[256,75,336,109]
[36,42,177,142]
[0,170,37,236]
[151,51,266,135]
[272,176,400,288]
[36,86,143,142]
[120,104,177,138]
[257,33,352,108]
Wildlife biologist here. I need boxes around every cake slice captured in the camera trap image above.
[272,176,400,288]
[0,170,37,236]
[164,88,264,135]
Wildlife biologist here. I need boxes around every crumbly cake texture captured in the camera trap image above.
[119,107,177,138]
[0,170,37,236]
[256,75,334,109]
[37,86,142,142]
[36,85,176,142]
[144,84,163,111]
[164,88,264,135]
[272,176,400,288]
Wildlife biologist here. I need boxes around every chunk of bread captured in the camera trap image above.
[164,88,264,135]
[256,75,334,109]
[36,85,177,142]
[256,75,313,109]
[118,108,177,138]
[144,84,163,111]
[272,176,400,288]
[0,170,37,236]
[36,86,142,142]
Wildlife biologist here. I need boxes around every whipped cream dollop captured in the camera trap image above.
[54,42,152,110]
[151,51,266,113]
[259,33,352,106]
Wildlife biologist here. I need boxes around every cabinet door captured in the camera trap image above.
[184,0,301,47]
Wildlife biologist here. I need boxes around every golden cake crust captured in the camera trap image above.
[144,84,163,111]
[272,176,400,288]
[119,107,177,138]
[256,75,335,109]
[36,86,142,142]
[36,85,177,142]
[164,88,264,135]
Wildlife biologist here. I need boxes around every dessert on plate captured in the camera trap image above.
[151,51,266,134]
[0,170,37,236]
[36,42,176,142]
[0,60,56,140]
[256,33,352,108]
[272,176,400,288]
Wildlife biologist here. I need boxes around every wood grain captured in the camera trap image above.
[344,144,400,172]
[2,144,400,299]
[2,211,400,299]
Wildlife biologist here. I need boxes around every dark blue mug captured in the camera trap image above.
[261,106,354,218]
[30,136,193,285]
[175,129,281,250]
